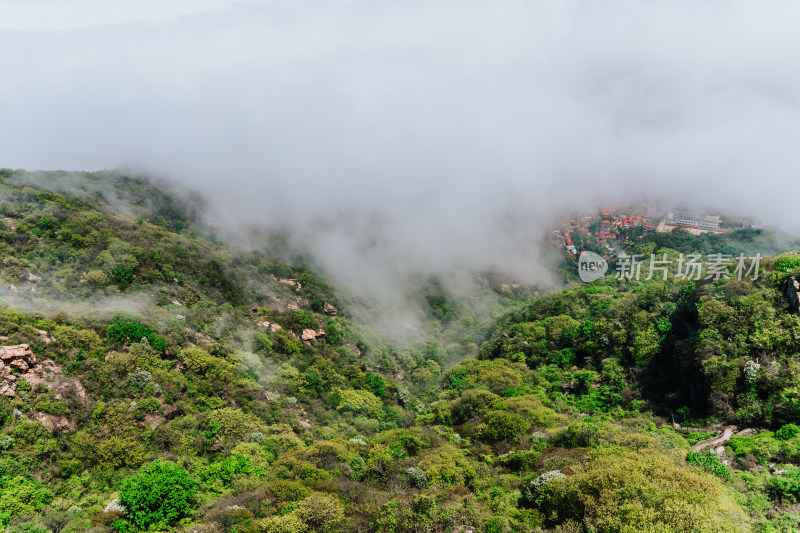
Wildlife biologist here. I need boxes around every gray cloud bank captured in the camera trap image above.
[2,1,800,303]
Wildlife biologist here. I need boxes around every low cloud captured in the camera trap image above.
[2,1,800,314]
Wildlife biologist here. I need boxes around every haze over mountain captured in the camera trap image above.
[3,0,800,300]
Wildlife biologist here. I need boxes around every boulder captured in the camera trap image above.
[279,278,302,290]
[20,272,41,283]
[301,329,326,341]
[0,344,34,362]
[9,359,29,372]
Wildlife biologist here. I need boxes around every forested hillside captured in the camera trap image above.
[2,170,800,532]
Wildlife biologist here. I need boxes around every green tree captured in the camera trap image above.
[119,460,198,530]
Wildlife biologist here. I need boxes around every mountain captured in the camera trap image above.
[1,169,799,532]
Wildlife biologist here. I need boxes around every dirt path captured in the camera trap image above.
[690,425,738,452]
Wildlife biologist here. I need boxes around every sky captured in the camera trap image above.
[2,0,800,307]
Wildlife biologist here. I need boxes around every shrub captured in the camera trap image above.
[535,448,748,532]
[119,460,198,530]
[205,407,266,441]
[333,388,382,415]
[127,367,153,390]
[0,435,14,451]
[686,451,731,480]
[417,446,477,488]
[0,476,54,521]
[111,264,134,288]
[476,411,530,443]
[777,424,800,441]
[769,464,800,503]
[295,492,345,531]
[9,523,49,533]
[182,347,236,381]
[520,470,566,507]
[107,321,168,354]
[256,513,307,533]
[266,480,312,503]
[404,467,429,488]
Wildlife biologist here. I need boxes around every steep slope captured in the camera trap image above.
[0,170,793,533]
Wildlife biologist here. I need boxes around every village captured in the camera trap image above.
[551,208,754,259]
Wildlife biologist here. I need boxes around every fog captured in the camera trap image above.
[2,1,800,306]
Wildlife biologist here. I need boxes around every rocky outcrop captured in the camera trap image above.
[279,279,302,291]
[0,344,36,396]
[323,303,338,315]
[257,320,282,333]
[0,344,83,402]
[301,329,326,341]
[1,343,85,432]
[20,271,42,283]
[34,411,75,432]
[1,344,35,372]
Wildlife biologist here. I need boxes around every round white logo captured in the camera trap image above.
[578,251,608,282]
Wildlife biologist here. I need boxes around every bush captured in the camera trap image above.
[776,424,800,441]
[256,514,307,533]
[769,464,800,503]
[295,492,345,531]
[0,435,14,450]
[0,476,54,522]
[119,460,198,530]
[686,451,731,480]
[520,470,566,507]
[111,264,134,288]
[405,467,429,488]
[535,448,748,532]
[107,321,168,354]
[476,411,530,443]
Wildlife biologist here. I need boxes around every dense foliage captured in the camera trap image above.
[1,170,800,532]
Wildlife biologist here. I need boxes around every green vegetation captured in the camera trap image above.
[0,169,799,531]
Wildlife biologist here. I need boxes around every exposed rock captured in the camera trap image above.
[323,303,338,315]
[10,359,29,372]
[287,303,299,311]
[187,329,217,346]
[257,320,282,333]
[498,283,519,292]
[144,413,166,430]
[279,278,302,291]
[1,344,85,405]
[20,271,41,283]
[171,299,182,307]
[1,345,36,397]
[34,412,75,432]
[0,344,35,362]
[301,329,326,341]
[4,217,16,231]
[38,330,55,344]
